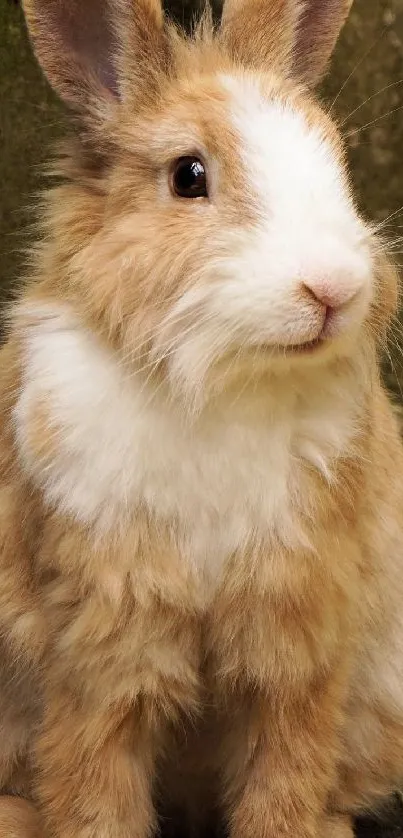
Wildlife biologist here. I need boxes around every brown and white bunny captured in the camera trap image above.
[1,0,403,836]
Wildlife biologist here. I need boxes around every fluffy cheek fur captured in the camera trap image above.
[112,86,379,404]
[160,80,374,399]
[43,73,377,410]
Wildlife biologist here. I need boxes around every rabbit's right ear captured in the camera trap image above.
[220,0,353,87]
[22,0,169,110]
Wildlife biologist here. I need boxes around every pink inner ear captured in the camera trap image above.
[53,0,119,95]
[298,0,339,41]
[25,0,169,108]
[294,0,351,84]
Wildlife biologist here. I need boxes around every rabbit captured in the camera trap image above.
[0,0,403,836]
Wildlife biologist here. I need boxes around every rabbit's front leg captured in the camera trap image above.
[220,664,349,838]
[210,542,356,838]
[32,562,200,838]
[34,684,161,838]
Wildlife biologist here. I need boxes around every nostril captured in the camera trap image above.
[301,282,330,310]
[301,280,357,311]
[300,284,335,336]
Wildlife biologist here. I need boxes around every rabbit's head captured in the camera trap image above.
[22,0,397,405]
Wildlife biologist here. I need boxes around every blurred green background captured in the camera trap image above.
[1,0,403,836]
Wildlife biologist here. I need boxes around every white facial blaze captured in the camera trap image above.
[164,74,372,383]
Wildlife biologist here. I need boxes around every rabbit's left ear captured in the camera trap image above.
[22,0,169,111]
[220,0,354,87]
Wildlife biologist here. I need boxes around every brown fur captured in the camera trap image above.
[221,0,354,85]
[0,797,40,838]
[1,0,403,837]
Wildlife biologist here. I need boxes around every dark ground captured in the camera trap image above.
[1,0,403,835]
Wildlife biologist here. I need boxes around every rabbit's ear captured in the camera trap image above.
[220,0,353,87]
[22,0,169,109]
[292,0,354,84]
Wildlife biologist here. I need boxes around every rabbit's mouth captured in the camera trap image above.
[282,336,326,355]
[281,306,334,355]
[248,334,327,360]
[271,305,356,358]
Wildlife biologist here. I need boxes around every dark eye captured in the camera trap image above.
[170,156,208,199]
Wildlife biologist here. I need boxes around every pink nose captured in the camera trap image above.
[302,278,358,310]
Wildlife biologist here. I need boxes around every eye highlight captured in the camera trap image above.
[170,157,208,199]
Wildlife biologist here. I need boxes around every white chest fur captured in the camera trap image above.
[14,305,362,587]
